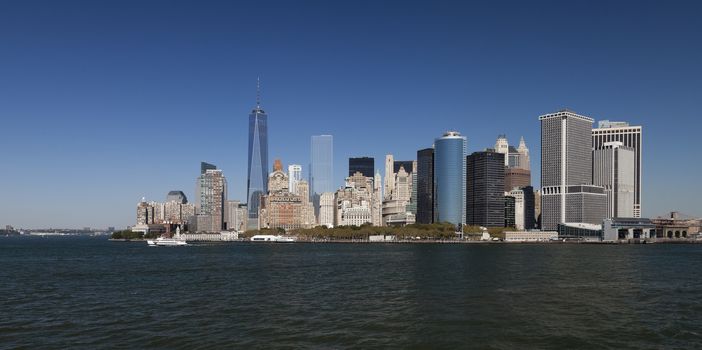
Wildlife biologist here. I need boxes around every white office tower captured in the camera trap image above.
[592,120,642,217]
[540,110,606,231]
[593,142,635,218]
[517,136,530,171]
[288,164,302,195]
[508,188,525,230]
[384,154,394,199]
[494,135,510,167]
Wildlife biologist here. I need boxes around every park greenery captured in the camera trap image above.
[244,223,515,241]
[110,230,159,240]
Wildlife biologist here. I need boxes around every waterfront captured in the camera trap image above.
[2,236,702,349]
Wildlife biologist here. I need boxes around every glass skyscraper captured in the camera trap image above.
[416,148,434,224]
[246,81,268,230]
[310,135,334,216]
[433,131,466,226]
[348,157,374,177]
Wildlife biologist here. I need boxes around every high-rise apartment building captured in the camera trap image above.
[416,148,434,224]
[225,200,247,232]
[540,110,606,230]
[246,79,269,230]
[201,162,216,175]
[466,150,505,228]
[288,164,302,195]
[593,141,635,218]
[197,167,227,232]
[433,131,466,226]
[592,120,642,217]
[349,157,374,177]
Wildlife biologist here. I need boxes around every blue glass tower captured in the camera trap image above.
[310,135,334,218]
[433,131,467,226]
[246,79,268,230]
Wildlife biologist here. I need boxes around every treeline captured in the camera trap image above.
[110,230,159,240]
[284,223,514,240]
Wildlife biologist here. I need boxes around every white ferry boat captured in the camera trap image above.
[250,235,296,243]
[147,236,188,246]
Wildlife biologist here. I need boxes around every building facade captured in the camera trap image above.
[349,157,374,177]
[433,131,467,226]
[288,164,302,195]
[416,148,434,224]
[466,150,505,228]
[197,168,227,232]
[246,80,269,230]
[593,141,635,218]
[592,120,643,217]
[310,135,334,217]
[540,110,607,230]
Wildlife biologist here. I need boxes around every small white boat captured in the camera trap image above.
[147,237,188,246]
[250,235,297,242]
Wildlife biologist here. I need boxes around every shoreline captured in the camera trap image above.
[105,237,702,244]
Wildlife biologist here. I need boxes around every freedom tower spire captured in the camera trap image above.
[246,78,269,230]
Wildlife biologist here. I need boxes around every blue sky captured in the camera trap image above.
[1,0,701,229]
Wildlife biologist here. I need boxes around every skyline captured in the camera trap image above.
[2,0,702,228]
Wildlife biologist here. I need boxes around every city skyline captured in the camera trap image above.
[2,1,701,228]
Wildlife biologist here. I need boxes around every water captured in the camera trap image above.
[2,236,702,349]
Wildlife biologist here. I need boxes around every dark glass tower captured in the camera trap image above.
[416,148,434,224]
[246,79,269,230]
[466,150,505,227]
[393,160,414,174]
[349,157,374,177]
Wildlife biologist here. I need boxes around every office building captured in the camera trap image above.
[349,157,374,177]
[393,160,414,174]
[319,192,335,227]
[507,186,536,230]
[384,154,394,199]
[466,150,505,228]
[416,148,434,224]
[288,164,302,195]
[504,168,531,192]
[225,200,247,232]
[310,135,334,217]
[540,110,607,230]
[166,190,188,204]
[592,120,643,217]
[335,172,380,227]
[246,79,269,230]
[593,141,635,218]
[504,196,516,228]
[259,160,315,230]
[433,131,467,226]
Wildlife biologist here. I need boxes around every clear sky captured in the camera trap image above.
[1,0,701,229]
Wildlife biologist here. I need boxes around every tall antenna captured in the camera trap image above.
[256,76,261,109]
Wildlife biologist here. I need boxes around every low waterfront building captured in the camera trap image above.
[557,222,603,241]
[504,231,558,242]
[602,217,656,241]
[651,212,701,239]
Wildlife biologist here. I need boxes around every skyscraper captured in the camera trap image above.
[196,167,227,232]
[393,160,414,174]
[433,131,467,226]
[288,164,302,195]
[201,162,216,175]
[592,120,642,217]
[540,110,606,230]
[416,148,434,224]
[384,154,394,199]
[593,141,636,218]
[246,79,269,230]
[310,135,334,217]
[466,150,505,228]
[348,157,374,177]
